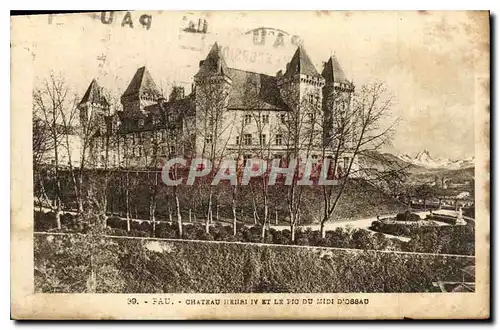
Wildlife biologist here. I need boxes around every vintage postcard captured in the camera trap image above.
[11,11,490,320]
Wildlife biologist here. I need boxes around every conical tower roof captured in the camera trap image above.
[80,79,109,106]
[195,42,229,78]
[321,55,349,84]
[122,66,161,99]
[284,46,322,78]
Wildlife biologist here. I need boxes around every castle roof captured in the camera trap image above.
[117,96,195,134]
[195,43,229,78]
[284,46,322,78]
[322,55,350,84]
[226,68,287,110]
[80,79,109,106]
[122,66,162,99]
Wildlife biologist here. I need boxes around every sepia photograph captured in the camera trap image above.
[10,10,490,319]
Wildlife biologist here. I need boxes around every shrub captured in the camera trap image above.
[351,228,373,249]
[129,229,149,237]
[34,211,58,232]
[210,224,234,241]
[294,229,310,246]
[325,228,352,248]
[60,213,75,229]
[138,221,153,234]
[242,226,264,243]
[106,216,123,229]
[395,211,420,222]
[106,228,128,236]
[370,221,381,231]
[130,221,141,231]
[271,229,291,245]
[156,222,178,239]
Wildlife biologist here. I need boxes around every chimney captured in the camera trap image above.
[169,86,186,101]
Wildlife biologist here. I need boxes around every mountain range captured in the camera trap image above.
[397,150,474,170]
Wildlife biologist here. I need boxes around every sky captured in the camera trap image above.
[13,11,489,160]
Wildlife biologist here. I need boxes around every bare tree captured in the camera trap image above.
[319,81,398,238]
[193,78,234,233]
[279,85,323,242]
[33,73,80,228]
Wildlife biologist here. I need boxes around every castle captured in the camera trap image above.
[78,43,356,171]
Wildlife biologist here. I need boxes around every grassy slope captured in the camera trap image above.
[34,234,473,293]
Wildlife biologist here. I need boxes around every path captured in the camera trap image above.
[268,211,431,242]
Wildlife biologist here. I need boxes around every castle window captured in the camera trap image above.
[308,94,315,103]
[262,114,269,124]
[306,112,312,122]
[243,154,252,163]
[279,113,286,124]
[138,147,143,157]
[138,119,144,127]
[169,146,176,155]
[343,157,350,169]
[236,136,240,145]
[275,134,283,146]
[243,134,252,145]
[206,134,213,144]
[244,114,252,125]
[259,134,267,145]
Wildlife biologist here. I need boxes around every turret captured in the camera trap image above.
[278,46,325,109]
[121,66,162,115]
[194,42,232,85]
[321,55,355,144]
[78,79,110,131]
[193,43,233,156]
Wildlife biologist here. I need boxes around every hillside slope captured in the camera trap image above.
[34,234,473,293]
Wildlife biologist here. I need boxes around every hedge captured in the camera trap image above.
[34,233,474,293]
[35,211,473,255]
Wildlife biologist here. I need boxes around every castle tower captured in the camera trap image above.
[78,79,110,132]
[321,55,355,143]
[193,43,233,157]
[121,66,162,115]
[278,46,325,110]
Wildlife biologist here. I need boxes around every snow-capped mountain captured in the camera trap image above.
[397,150,474,169]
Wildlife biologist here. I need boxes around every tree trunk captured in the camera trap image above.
[125,172,130,231]
[320,221,326,239]
[232,198,237,236]
[263,203,268,227]
[175,190,182,238]
[275,209,278,225]
[206,192,212,234]
[55,202,62,230]
[291,222,295,243]
[189,208,192,223]
[260,221,266,240]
